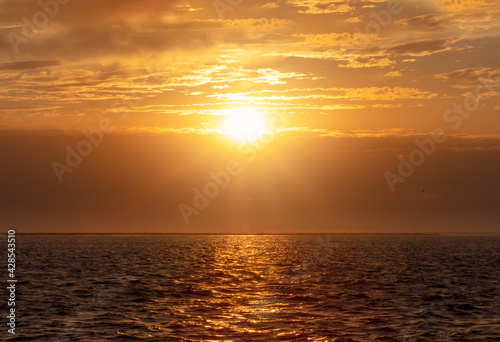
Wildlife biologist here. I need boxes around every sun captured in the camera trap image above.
[222,108,270,142]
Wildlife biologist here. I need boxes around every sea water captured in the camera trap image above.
[5,235,500,341]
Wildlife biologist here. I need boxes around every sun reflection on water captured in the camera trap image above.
[209,235,287,334]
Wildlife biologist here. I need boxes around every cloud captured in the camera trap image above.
[0,24,218,61]
[208,86,438,102]
[0,0,498,137]
[397,14,446,28]
[294,32,383,47]
[0,60,61,70]
[298,2,354,14]
[339,57,394,68]
[435,67,500,82]
[0,0,184,26]
[0,105,62,112]
[261,2,280,9]
[343,17,362,23]
[396,2,500,36]
[383,71,402,77]
[217,18,292,31]
[387,39,455,56]
[168,65,311,87]
[284,127,418,138]
[442,0,490,12]
[126,126,217,134]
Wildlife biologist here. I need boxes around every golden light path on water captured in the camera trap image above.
[208,236,286,335]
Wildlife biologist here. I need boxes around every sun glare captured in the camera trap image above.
[222,109,270,142]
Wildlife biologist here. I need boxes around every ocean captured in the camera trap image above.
[4,235,500,341]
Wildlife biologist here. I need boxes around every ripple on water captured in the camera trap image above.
[6,235,500,341]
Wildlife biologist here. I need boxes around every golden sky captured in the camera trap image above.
[1,0,499,233]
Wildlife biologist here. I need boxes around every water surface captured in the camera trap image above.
[6,235,500,341]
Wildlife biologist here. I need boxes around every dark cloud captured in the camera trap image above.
[0,60,60,70]
[388,39,451,56]
[401,14,446,28]
[436,67,500,82]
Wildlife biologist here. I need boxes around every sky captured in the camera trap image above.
[0,0,499,233]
